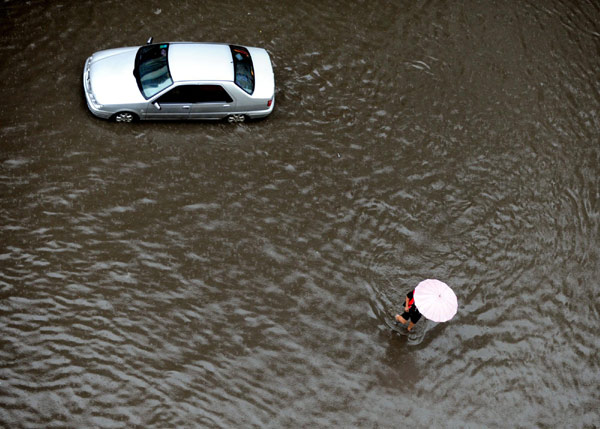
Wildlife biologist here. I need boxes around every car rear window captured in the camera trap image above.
[230,45,254,95]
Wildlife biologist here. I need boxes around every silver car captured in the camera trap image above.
[83,39,275,123]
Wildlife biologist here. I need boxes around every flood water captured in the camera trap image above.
[1,1,599,427]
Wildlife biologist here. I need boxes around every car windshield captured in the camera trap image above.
[230,46,254,94]
[134,44,173,99]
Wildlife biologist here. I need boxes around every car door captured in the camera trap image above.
[146,85,195,120]
[188,84,236,119]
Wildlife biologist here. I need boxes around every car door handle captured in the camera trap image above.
[182,106,190,109]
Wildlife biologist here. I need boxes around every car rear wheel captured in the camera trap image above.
[227,114,246,123]
[113,112,138,123]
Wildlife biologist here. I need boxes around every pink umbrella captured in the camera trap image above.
[414,279,458,322]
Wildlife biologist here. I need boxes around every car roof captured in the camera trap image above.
[168,43,234,82]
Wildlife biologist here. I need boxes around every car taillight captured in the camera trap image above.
[267,98,273,107]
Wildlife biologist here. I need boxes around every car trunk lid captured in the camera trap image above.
[247,47,275,99]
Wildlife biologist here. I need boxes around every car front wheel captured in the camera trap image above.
[113,112,138,123]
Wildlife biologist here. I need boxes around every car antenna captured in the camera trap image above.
[147,37,153,44]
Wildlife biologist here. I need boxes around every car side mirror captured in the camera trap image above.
[147,37,153,45]
[153,102,161,110]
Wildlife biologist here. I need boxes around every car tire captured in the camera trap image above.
[113,112,138,123]
[226,114,246,123]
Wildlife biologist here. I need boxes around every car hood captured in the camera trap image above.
[88,47,146,105]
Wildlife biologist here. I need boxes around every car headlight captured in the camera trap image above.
[84,58,103,108]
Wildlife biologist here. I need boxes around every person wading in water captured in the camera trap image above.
[395,289,422,332]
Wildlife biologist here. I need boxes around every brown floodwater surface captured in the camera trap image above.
[1,0,599,427]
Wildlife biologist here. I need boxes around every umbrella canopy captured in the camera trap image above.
[413,279,458,322]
